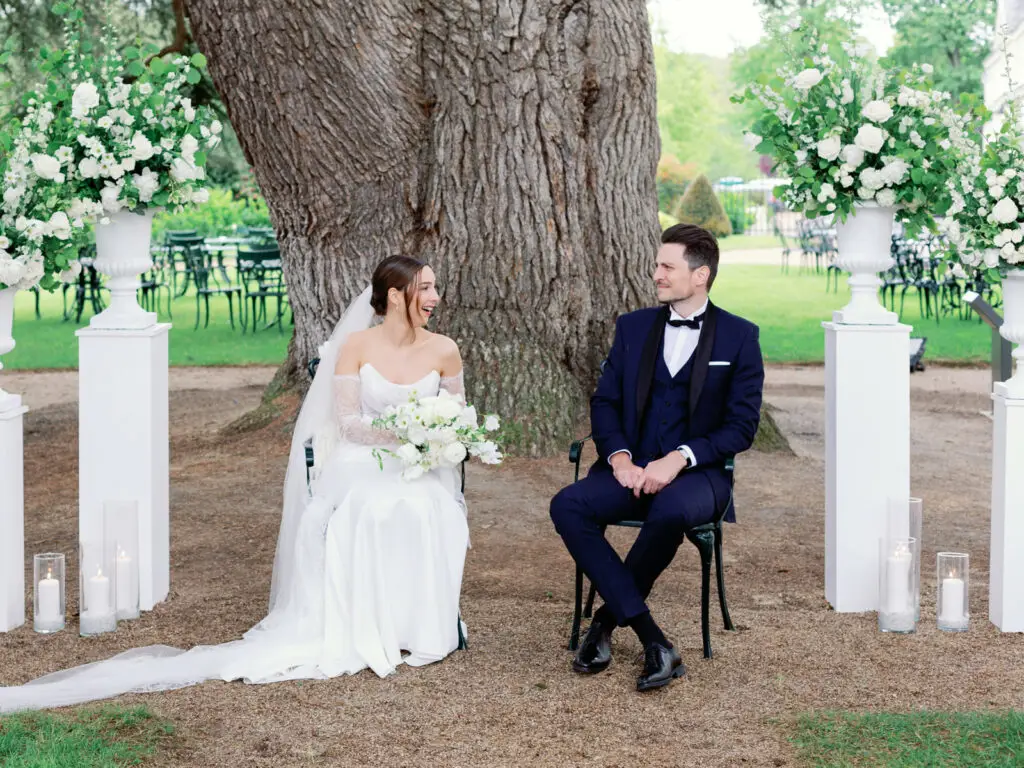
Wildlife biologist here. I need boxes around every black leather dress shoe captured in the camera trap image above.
[572,620,613,674]
[636,642,685,691]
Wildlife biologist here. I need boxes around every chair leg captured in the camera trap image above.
[204,294,211,329]
[584,582,597,619]
[714,527,734,631]
[688,529,714,659]
[227,293,236,330]
[569,566,584,651]
[194,295,201,330]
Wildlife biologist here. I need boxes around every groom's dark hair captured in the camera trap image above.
[661,223,720,290]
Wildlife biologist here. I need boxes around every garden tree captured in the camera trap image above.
[182,0,661,455]
[673,175,732,238]
[656,154,698,214]
[880,0,996,104]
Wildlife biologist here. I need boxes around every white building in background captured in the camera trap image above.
[984,0,1024,122]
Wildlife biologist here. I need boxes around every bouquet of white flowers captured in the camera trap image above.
[942,40,1024,272]
[733,16,970,232]
[371,389,503,481]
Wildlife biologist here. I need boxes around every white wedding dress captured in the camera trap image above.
[0,288,470,713]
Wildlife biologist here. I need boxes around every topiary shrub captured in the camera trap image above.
[672,174,732,238]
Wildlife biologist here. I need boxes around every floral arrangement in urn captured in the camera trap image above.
[0,0,220,292]
[733,17,969,233]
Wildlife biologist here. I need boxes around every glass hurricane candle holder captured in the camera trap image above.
[888,497,924,622]
[33,553,65,633]
[878,537,917,633]
[936,552,969,632]
[79,539,116,636]
[103,500,140,621]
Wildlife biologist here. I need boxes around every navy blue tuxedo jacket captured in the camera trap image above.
[590,302,765,521]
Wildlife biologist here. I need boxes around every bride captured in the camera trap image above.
[0,255,471,712]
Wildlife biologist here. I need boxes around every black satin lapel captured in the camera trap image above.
[636,306,669,422]
[688,302,718,418]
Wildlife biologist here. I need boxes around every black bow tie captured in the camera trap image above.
[668,313,704,330]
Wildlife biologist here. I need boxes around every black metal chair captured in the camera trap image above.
[184,248,243,329]
[301,356,468,650]
[237,244,288,333]
[566,436,736,660]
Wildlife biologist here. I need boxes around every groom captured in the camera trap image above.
[550,223,764,691]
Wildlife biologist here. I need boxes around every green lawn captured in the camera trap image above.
[719,233,783,251]
[713,264,991,363]
[2,264,991,369]
[4,286,288,370]
[0,706,174,768]
[792,711,1024,767]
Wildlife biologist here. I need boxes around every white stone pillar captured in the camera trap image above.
[990,382,1024,631]
[824,321,912,612]
[0,393,27,632]
[77,324,171,611]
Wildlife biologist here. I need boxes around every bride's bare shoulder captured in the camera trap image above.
[335,329,374,374]
[424,331,461,374]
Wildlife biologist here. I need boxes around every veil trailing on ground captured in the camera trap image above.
[0,287,377,713]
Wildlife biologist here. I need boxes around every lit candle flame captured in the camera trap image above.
[46,568,52,579]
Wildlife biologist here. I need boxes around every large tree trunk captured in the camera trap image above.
[184,0,659,455]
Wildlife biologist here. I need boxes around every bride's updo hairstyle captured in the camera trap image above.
[370,255,428,321]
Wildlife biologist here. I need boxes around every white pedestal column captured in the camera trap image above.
[78,324,170,611]
[990,382,1024,631]
[824,321,912,612]
[0,395,27,632]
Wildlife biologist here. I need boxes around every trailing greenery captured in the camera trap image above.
[0,705,175,768]
[791,710,1024,767]
[673,174,732,237]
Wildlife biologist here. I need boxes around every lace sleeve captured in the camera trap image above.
[440,371,465,398]
[333,375,391,445]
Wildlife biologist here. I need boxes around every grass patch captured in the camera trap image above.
[713,265,991,363]
[719,233,783,251]
[5,287,288,370]
[0,705,175,767]
[4,265,992,368]
[791,710,1024,767]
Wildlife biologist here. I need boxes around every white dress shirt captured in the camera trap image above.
[609,301,707,469]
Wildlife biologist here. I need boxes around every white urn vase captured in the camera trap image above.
[832,204,899,325]
[91,209,157,330]
[1000,269,1024,398]
[0,286,20,412]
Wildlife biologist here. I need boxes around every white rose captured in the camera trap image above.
[191,187,210,204]
[47,211,72,240]
[180,134,200,164]
[862,100,894,123]
[169,158,197,183]
[395,443,421,465]
[210,120,223,135]
[441,441,468,467]
[78,157,101,179]
[71,82,100,118]
[875,189,897,208]
[840,144,865,168]
[993,197,1020,225]
[181,98,196,123]
[457,405,478,428]
[744,132,762,151]
[793,68,823,91]
[0,259,26,287]
[434,397,463,421]
[132,168,161,203]
[59,261,82,283]
[406,423,428,446]
[858,167,884,191]
[3,186,24,206]
[854,124,886,154]
[984,249,1001,268]
[990,186,1006,200]
[131,132,156,161]
[30,153,62,180]
[100,185,123,213]
[402,464,425,482]
[816,135,842,161]
[484,414,500,432]
[0,236,9,249]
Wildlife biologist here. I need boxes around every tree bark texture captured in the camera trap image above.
[184,0,660,455]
